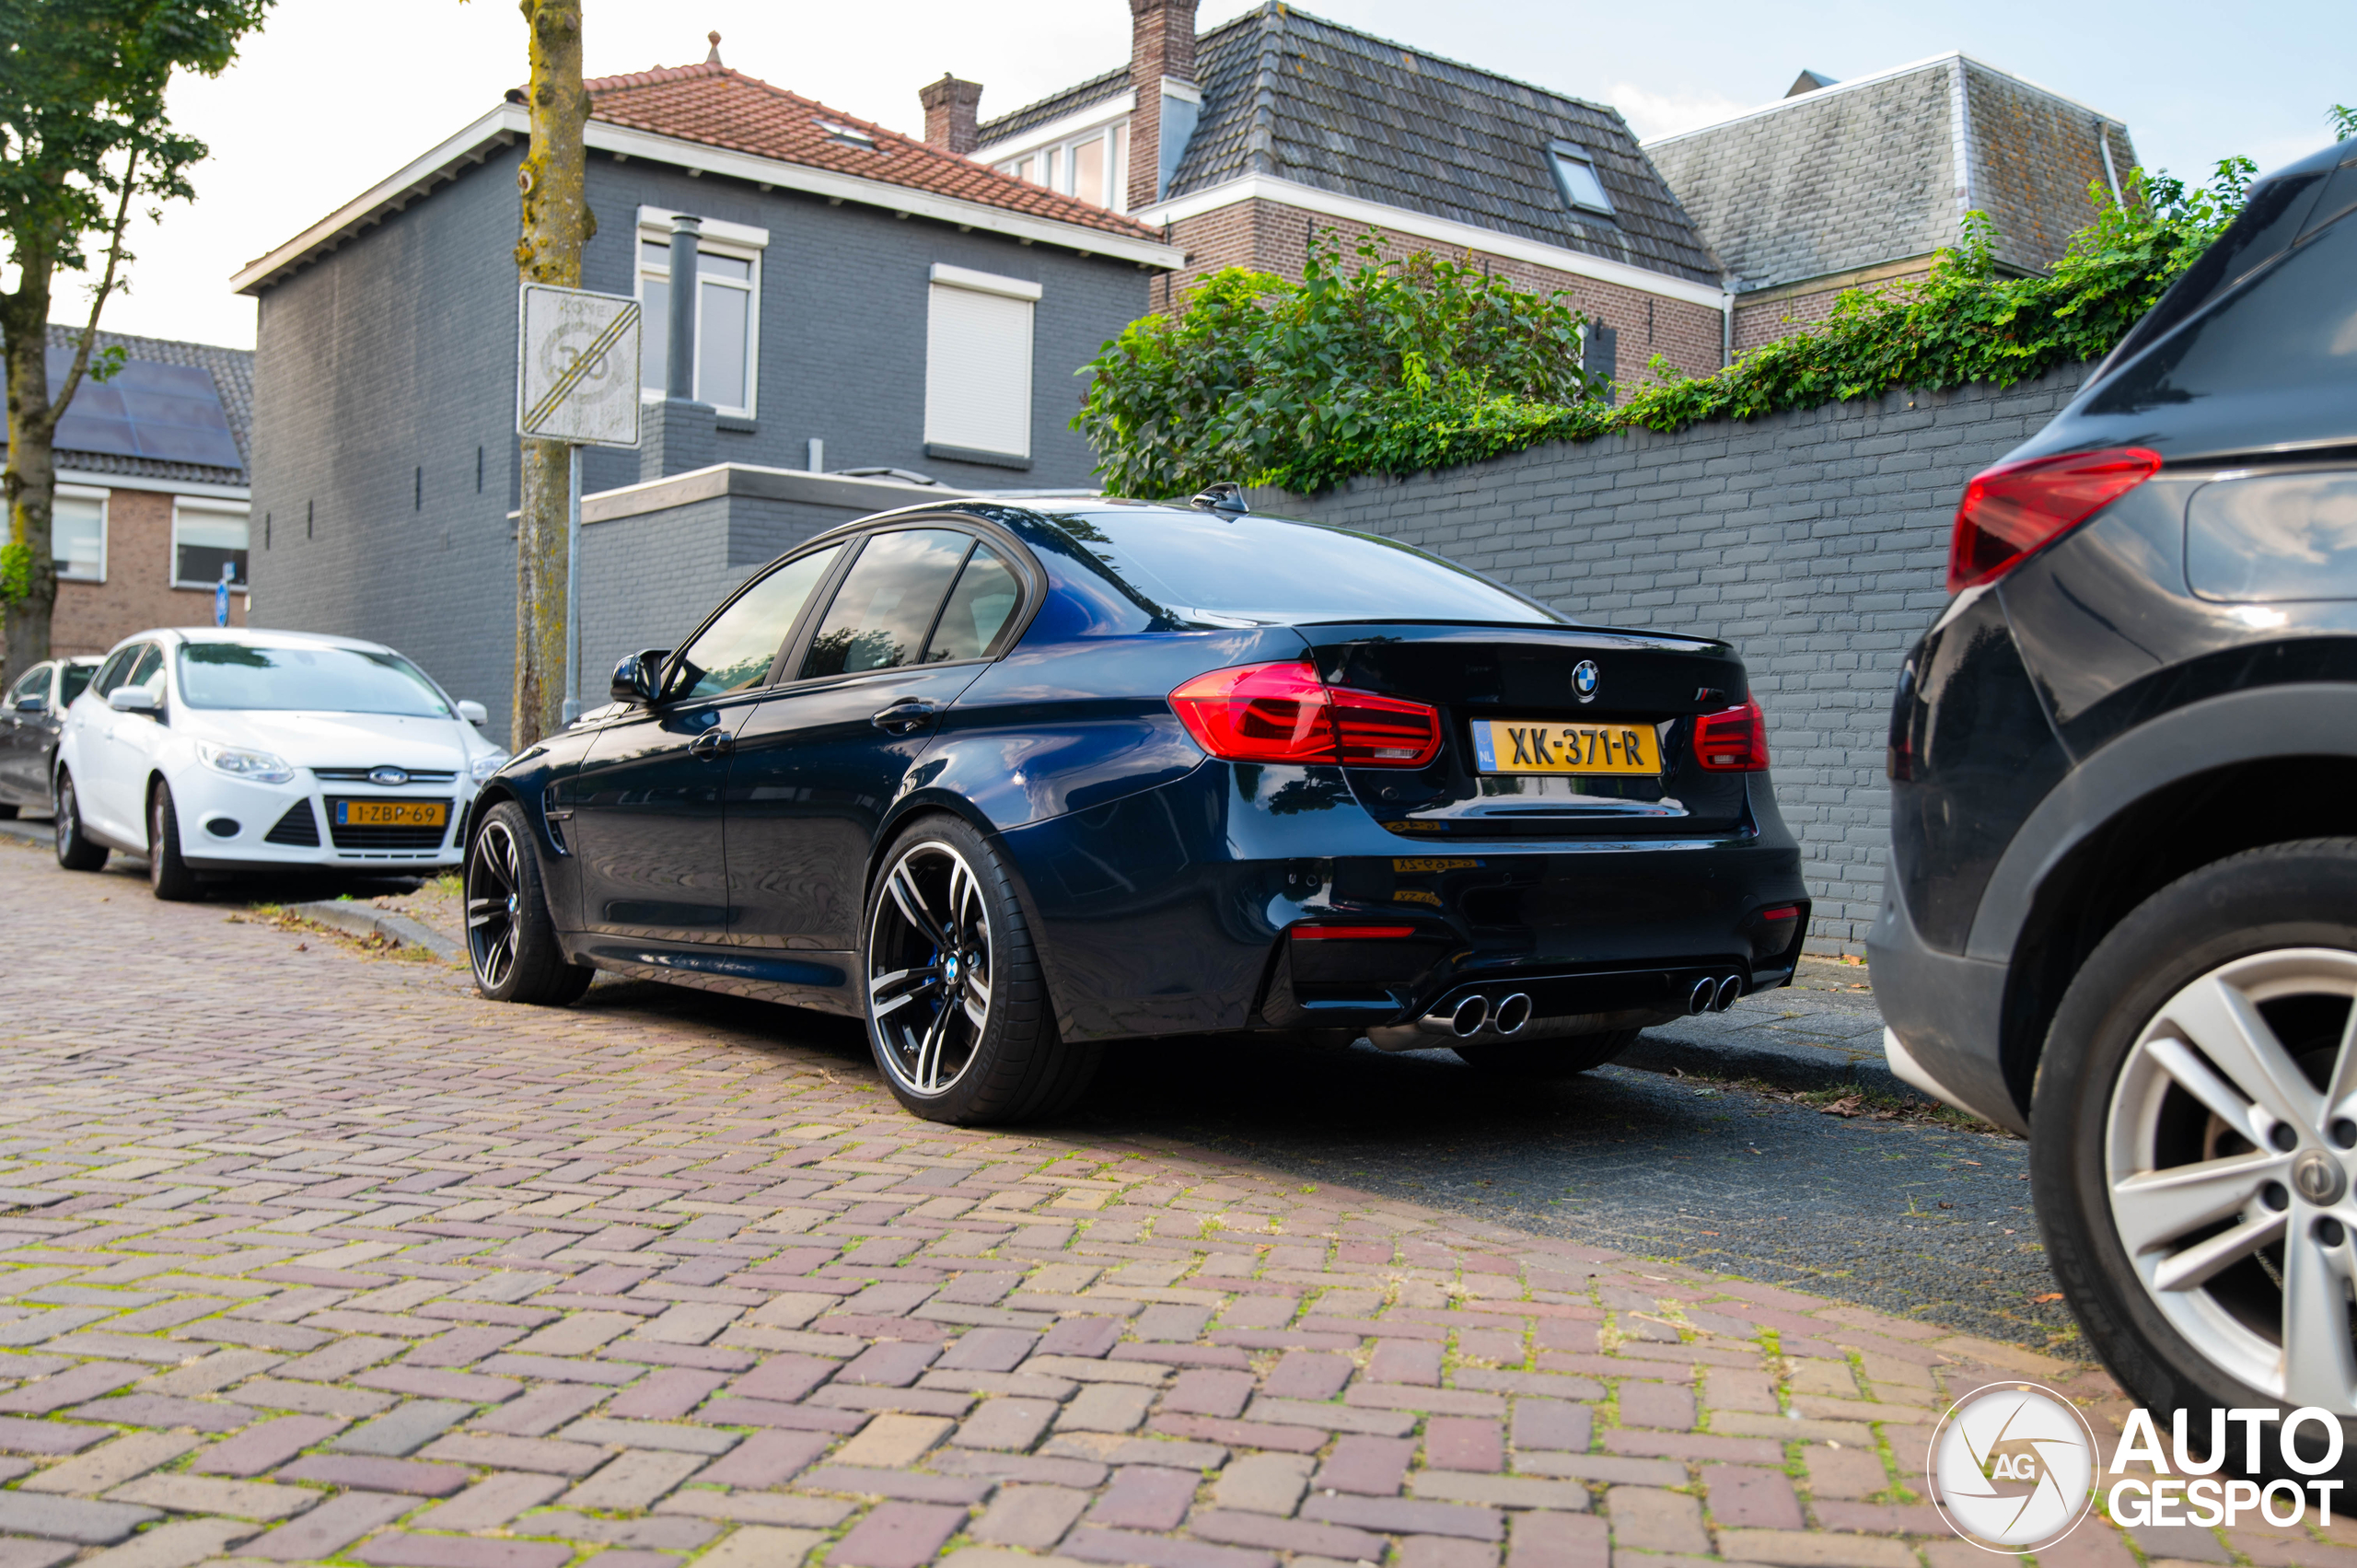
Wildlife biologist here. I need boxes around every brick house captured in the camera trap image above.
[18,325,252,668]
[1646,55,2139,353]
[238,35,1180,739]
[923,0,1731,385]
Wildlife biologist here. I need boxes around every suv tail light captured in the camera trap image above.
[1694,697,1770,772]
[1947,447,2162,594]
[1169,660,1444,768]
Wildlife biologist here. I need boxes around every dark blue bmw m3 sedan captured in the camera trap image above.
[466,492,1811,1124]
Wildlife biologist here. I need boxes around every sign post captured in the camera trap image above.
[517,283,641,725]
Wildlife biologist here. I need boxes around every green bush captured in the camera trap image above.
[1074,160,2258,498]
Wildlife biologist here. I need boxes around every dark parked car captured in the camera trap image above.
[0,656,100,817]
[470,495,1811,1124]
[1874,138,2357,1453]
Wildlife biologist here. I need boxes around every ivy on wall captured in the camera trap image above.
[1074,161,2259,499]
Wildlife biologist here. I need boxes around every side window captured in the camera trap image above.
[802,529,974,679]
[7,668,48,707]
[922,544,1024,663]
[125,645,166,700]
[91,645,142,699]
[59,664,94,706]
[673,545,843,702]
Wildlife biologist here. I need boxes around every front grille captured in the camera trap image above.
[313,767,459,785]
[329,813,454,852]
[263,801,320,846]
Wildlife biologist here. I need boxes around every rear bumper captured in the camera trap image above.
[1865,873,2026,1132]
[1000,760,1810,1043]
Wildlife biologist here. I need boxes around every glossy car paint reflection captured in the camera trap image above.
[567,699,742,939]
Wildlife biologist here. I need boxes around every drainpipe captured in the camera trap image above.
[1721,279,1736,369]
[667,215,702,400]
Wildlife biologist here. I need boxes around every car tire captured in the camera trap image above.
[148,782,202,901]
[53,771,107,872]
[1454,1028,1640,1077]
[466,799,594,1005]
[2032,840,2357,1473]
[0,803,17,819]
[863,814,1097,1126]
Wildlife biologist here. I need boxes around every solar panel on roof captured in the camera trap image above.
[43,349,243,470]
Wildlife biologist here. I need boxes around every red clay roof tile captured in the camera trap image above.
[586,61,1157,244]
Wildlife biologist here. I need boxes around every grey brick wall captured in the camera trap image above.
[1259,362,2095,955]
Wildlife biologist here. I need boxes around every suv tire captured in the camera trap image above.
[466,800,593,1005]
[148,782,202,901]
[2033,840,2357,1472]
[53,771,107,872]
[863,814,1097,1125]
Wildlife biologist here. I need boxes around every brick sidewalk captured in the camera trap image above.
[0,844,2219,1568]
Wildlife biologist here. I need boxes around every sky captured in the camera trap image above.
[47,0,2356,350]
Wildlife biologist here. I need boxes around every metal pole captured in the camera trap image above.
[562,443,582,726]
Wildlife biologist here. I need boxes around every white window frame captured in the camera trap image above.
[633,208,770,418]
[924,263,1040,463]
[993,117,1129,214]
[171,497,251,593]
[52,483,108,585]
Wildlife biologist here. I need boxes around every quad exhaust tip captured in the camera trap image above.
[1689,977,1717,1015]
[1493,993,1532,1036]
[1447,994,1492,1038]
[1715,975,1743,1012]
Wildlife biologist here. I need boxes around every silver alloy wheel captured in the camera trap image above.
[467,819,525,990]
[866,841,994,1098]
[2106,947,2357,1411]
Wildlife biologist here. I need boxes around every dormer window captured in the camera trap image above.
[1548,142,1615,217]
[993,121,1128,213]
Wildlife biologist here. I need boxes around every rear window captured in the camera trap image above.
[178,643,452,717]
[1056,510,1556,625]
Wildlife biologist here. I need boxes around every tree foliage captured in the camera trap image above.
[1075,158,2259,499]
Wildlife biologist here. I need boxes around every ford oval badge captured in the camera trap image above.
[368,766,410,787]
[1572,660,1600,703]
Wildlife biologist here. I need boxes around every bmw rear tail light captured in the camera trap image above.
[1169,660,1443,768]
[1694,697,1770,772]
[1946,447,2162,594]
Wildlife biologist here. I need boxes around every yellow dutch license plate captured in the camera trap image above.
[332,798,449,828]
[1472,720,1661,775]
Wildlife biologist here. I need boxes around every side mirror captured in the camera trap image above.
[14,694,43,714]
[610,649,672,706]
[457,700,489,726]
[107,686,157,713]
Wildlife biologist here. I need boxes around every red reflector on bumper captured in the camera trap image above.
[1759,905,1800,921]
[1292,923,1419,940]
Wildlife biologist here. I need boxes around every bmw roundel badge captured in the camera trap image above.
[1572,660,1600,703]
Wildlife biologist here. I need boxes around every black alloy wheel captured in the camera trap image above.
[466,800,593,1005]
[53,772,107,872]
[2034,840,2357,1470]
[863,815,1095,1125]
[148,782,201,901]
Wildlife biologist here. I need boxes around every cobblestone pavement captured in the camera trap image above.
[0,840,2239,1568]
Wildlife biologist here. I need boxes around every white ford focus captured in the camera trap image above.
[52,627,508,899]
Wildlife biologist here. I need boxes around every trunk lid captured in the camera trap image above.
[1295,621,1757,839]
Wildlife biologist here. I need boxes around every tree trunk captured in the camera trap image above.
[1,249,58,684]
[512,0,593,747]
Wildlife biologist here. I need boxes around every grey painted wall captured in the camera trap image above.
[249,143,1152,744]
[1257,362,2095,956]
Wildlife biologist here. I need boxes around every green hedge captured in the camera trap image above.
[1073,163,2258,498]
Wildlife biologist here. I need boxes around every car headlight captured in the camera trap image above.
[470,750,510,783]
[197,742,296,784]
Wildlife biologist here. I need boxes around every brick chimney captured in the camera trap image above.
[920,75,984,157]
[1126,0,1201,213]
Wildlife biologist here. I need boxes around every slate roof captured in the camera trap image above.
[1645,54,2137,295]
[39,324,251,487]
[586,61,1158,241]
[977,4,1721,287]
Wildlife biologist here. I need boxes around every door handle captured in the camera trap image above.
[871,699,939,735]
[688,729,734,760]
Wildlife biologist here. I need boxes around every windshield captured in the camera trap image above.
[1058,510,1557,625]
[177,643,453,716]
